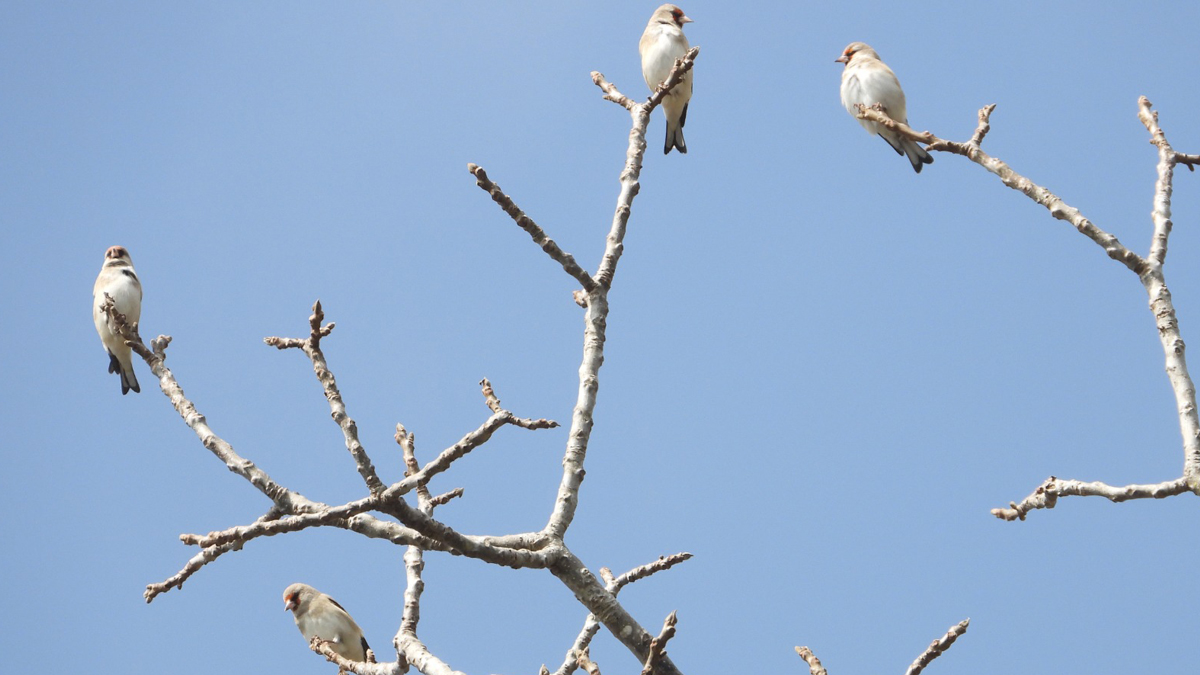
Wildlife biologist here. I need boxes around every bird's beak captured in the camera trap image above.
[835,55,849,64]
[680,15,693,23]
[284,598,296,611]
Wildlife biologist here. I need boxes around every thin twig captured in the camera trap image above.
[576,648,602,675]
[265,300,386,495]
[852,104,1144,273]
[904,619,969,675]
[794,647,828,675]
[468,164,597,291]
[992,475,1190,520]
[554,554,693,675]
[99,301,318,512]
[309,637,405,675]
[641,611,677,675]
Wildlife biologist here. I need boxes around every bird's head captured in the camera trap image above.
[836,42,876,65]
[283,583,314,613]
[103,245,133,266]
[654,4,692,27]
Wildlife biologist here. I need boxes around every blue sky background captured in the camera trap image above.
[4,1,1200,673]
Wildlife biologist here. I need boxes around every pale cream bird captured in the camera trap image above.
[640,4,693,154]
[837,42,933,173]
[92,245,142,394]
[283,583,371,664]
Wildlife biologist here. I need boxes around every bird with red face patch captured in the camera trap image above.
[640,4,693,154]
[283,583,371,665]
[837,42,933,173]
[92,245,142,394]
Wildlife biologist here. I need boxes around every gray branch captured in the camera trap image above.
[850,98,1200,517]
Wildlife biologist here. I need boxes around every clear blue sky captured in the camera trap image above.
[4,1,1200,673]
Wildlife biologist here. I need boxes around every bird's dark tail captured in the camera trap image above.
[665,120,687,155]
[903,138,934,174]
[120,366,140,395]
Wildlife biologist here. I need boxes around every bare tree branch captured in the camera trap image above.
[135,44,704,675]
[1133,97,1200,486]
[793,647,828,675]
[397,424,432,504]
[100,300,322,513]
[479,378,561,429]
[185,498,442,550]
[548,550,683,675]
[589,46,699,290]
[852,104,1144,273]
[641,611,677,675]
[265,299,386,495]
[542,49,702,559]
[576,648,602,675]
[793,619,967,675]
[904,619,969,675]
[429,487,465,508]
[1176,153,1200,170]
[991,475,1190,521]
[589,73,634,110]
[468,163,598,292]
[310,637,406,675]
[144,541,241,603]
[389,435,464,675]
[554,553,692,675]
[849,98,1200,517]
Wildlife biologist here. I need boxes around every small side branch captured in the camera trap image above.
[589,72,634,110]
[857,98,1200,514]
[793,647,828,675]
[1137,96,1176,265]
[589,46,700,114]
[385,498,553,568]
[554,553,692,675]
[99,299,321,513]
[967,104,996,147]
[310,638,405,675]
[1176,153,1200,170]
[265,300,386,495]
[992,475,1190,520]
[590,46,700,289]
[1134,97,1200,485]
[144,541,241,603]
[640,611,677,675]
[467,163,597,292]
[548,550,683,675]
[646,47,699,111]
[852,105,1145,274]
[479,378,560,429]
[904,619,969,675]
[577,648,602,675]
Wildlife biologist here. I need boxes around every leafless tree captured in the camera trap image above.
[97,38,1199,675]
[837,98,1200,522]
[98,50,711,675]
[794,96,1199,675]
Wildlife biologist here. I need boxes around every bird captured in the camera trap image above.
[837,42,933,173]
[92,245,143,394]
[640,4,693,154]
[283,583,371,664]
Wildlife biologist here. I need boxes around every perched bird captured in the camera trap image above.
[92,245,142,394]
[837,42,933,173]
[640,4,693,154]
[283,583,371,664]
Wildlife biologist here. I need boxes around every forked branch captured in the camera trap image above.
[850,98,1200,518]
